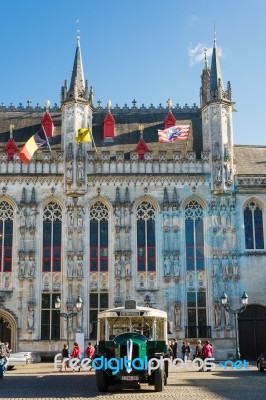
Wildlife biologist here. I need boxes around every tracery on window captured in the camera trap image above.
[136,202,156,272]
[185,201,204,271]
[244,200,264,249]
[89,202,109,272]
[0,201,14,272]
[42,202,62,272]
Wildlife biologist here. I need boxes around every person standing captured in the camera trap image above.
[172,339,178,359]
[181,341,186,361]
[202,341,213,371]
[185,342,191,360]
[195,340,203,371]
[59,344,70,372]
[85,341,95,370]
[0,342,8,378]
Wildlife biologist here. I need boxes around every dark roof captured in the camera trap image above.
[234,145,266,174]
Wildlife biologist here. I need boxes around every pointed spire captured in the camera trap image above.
[67,36,85,100]
[209,33,224,97]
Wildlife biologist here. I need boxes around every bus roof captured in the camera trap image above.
[97,305,167,319]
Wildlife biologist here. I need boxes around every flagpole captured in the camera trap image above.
[184,131,190,159]
[90,131,98,157]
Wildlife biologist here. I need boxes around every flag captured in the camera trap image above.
[158,125,190,143]
[76,128,91,144]
[19,127,47,164]
[41,112,54,138]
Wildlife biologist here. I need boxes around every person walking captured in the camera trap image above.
[71,342,82,372]
[59,344,70,372]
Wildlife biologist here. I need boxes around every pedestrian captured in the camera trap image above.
[168,340,174,359]
[4,342,11,355]
[172,339,178,359]
[0,342,8,378]
[59,344,70,372]
[185,342,191,360]
[181,341,186,361]
[202,340,213,371]
[71,342,82,372]
[85,341,95,370]
[195,340,203,371]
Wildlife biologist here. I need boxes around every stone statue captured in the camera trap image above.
[115,260,121,276]
[173,256,180,276]
[114,207,121,226]
[67,259,74,277]
[20,209,26,227]
[173,303,181,327]
[215,163,222,182]
[224,308,230,326]
[125,258,131,275]
[29,208,36,227]
[77,162,84,180]
[164,257,171,275]
[214,304,221,326]
[27,308,34,330]
[28,258,35,277]
[18,259,26,276]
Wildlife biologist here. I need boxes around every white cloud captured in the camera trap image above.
[188,43,222,67]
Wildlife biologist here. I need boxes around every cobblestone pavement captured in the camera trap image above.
[0,362,266,400]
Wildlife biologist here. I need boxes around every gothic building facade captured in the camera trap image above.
[0,36,265,360]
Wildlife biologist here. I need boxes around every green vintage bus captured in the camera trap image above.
[95,300,169,392]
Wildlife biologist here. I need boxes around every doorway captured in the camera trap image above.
[238,304,266,359]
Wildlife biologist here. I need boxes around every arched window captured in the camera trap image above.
[0,201,14,273]
[89,201,109,272]
[185,201,204,271]
[136,201,156,272]
[244,200,264,249]
[42,202,62,272]
[89,201,109,338]
[185,201,207,338]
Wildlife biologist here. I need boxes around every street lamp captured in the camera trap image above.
[220,291,248,359]
[55,295,83,348]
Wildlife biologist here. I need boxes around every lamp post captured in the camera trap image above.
[55,295,82,348]
[220,291,248,359]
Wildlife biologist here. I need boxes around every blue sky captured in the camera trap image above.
[0,0,265,145]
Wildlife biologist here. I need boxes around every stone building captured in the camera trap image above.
[0,36,265,360]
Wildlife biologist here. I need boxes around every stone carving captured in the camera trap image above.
[28,257,35,277]
[125,257,131,275]
[115,259,122,276]
[173,256,180,276]
[173,303,181,327]
[164,256,172,275]
[214,304,221,326]
[27,308,34,330]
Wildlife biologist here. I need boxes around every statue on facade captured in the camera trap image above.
[20,209,26,227]
[214,304,221,326]
[27,308,34,330]
[224,308,230,326]
[77,161,84,181]
[114,207,121,226]
[164,256,171,275]
[115,259,121,276]
[173,303,181,327]
[28,257,36,277]
[18,259,26,276]
[173,256,180,276]
[125,258,131,275]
